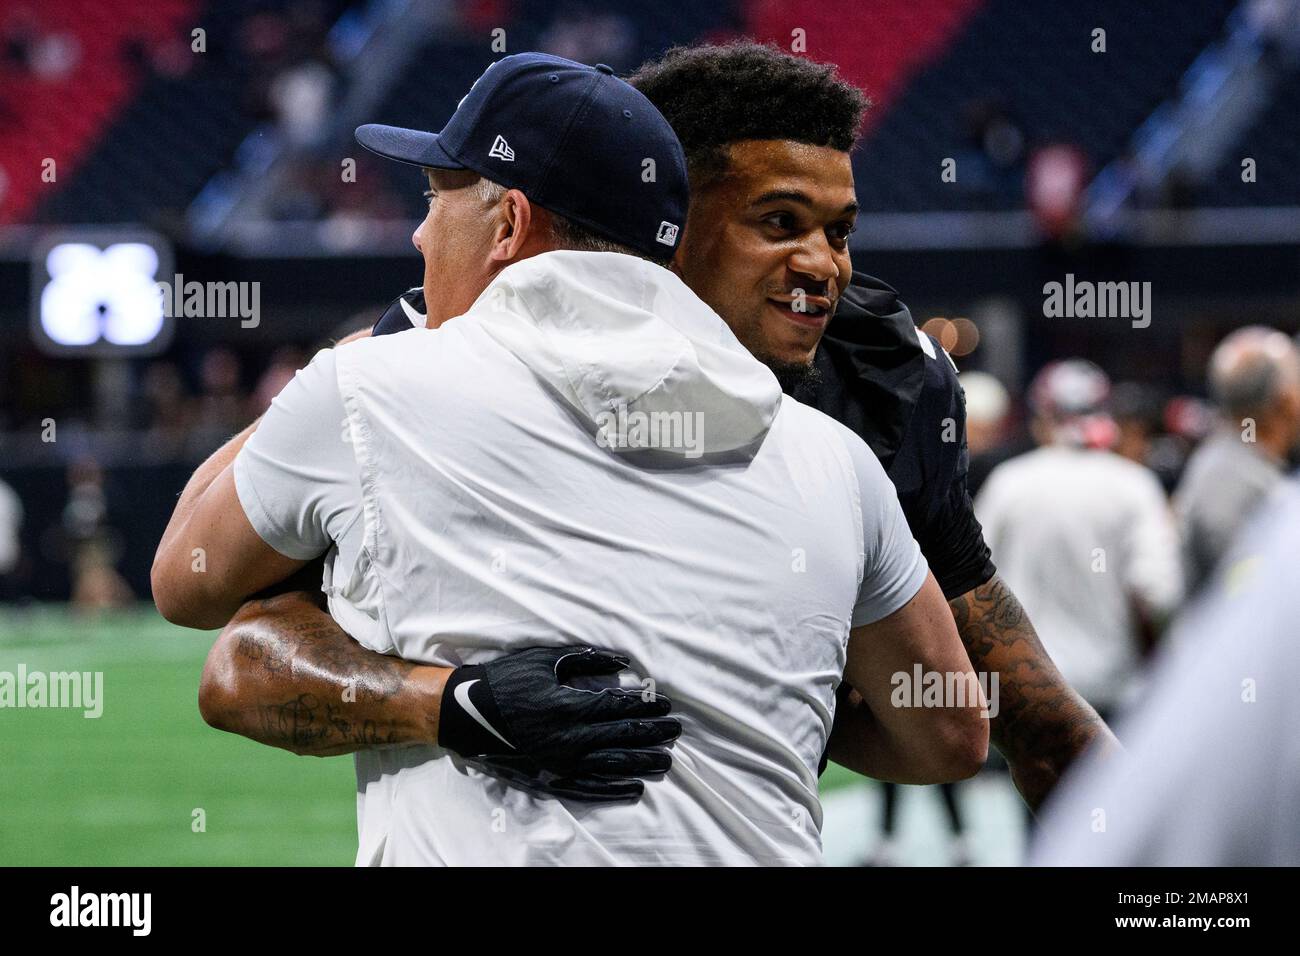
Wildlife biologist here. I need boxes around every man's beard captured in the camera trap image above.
[757,352,822,396]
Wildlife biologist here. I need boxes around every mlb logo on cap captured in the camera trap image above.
[355,53,689,262]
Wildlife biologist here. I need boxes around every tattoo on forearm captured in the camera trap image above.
[251,694,395,753]
[949,575,1114,808]
[223,596,422,755]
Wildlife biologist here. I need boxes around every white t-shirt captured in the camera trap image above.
[975,446,1183,710]
[234,251,926,865]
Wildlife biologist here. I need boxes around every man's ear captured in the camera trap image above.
[490,189,536,263]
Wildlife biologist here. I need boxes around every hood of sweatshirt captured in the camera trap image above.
[468,250,783,460]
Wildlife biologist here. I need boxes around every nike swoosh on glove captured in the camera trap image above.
[439,645,680,801]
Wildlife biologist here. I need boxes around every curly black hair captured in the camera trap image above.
[629,41,870,189]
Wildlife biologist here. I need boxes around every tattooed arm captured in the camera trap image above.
[199,588,449,756]
[948,575,1120,810]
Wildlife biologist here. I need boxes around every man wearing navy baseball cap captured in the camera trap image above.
[354,52,688,327]
[155,50,982,865]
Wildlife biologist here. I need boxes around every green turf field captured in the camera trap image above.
[0,606,357,866]
[0,605,862,866]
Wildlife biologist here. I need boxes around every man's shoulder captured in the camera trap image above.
[983,446,1050,485]
[1187,432,1277,483]
[1091,449,1169,497]
[778,391,864,443]
[820,272,926,377]
[999,447,1156,493]
[907,329,964,439]
[809,273,964,458]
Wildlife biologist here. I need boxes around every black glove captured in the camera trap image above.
[477,752,670,803]
[439,645,679,800]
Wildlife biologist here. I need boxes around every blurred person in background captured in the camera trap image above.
[139,360,195,460]
[960,370,1022,497]
[1111,381,1183,493]
[64,457,131,612]
[1173,326,1300,595]
[1031,476,1300,865]
[186,346,248,458]
[956,96,1025,206]
[975,360,1184,722]
[0,476,22,599]
[1109,381,1159,467]
[250,346,307,416]
[863,775,971,867]
[1026,143,1088,246]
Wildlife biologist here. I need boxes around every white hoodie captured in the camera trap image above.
[235,250,926,865]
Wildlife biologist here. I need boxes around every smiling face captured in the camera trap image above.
[674,140,858,374]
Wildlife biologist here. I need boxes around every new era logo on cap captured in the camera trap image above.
[656,221,679,246]
[488,134,515,162]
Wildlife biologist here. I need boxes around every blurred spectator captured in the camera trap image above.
[121,32,195,82]
[0,476,21,576]
[1031,478,1300,865]
[1173,326,1300,595]
[240,1,341,142]
[1247,0,1300,63]
[269,155,403,223]
[862,781,971,868]
[1110,381,1162,467]
[957,96,1026,203]
[1026,143,1088,243]
[133,360,196,460]
[268,57,335,147]
[962,371,1011,455]
[63,457,131,612]
[251,346,308,415]
[1110,381,1187,492]
[187,347,247,458]
[975,360,1184,719]
[1159,393,1215,483]
[959,370,1022,496]
[0,6,79,80]
[538,5,636,67]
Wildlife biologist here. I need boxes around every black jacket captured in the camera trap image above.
[794,272,996,600]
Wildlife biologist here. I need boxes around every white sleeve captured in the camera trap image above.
[837,427,929,628]
[233,348,360,560]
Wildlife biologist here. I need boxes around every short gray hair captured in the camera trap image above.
[1209,326,1300,417]
[475,177,508,205]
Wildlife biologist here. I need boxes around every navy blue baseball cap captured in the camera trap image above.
[355,53,688,262]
